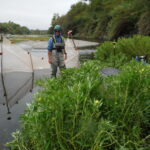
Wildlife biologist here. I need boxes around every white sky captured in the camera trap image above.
[0,0,81,30]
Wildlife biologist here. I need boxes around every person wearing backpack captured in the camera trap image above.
[47,25,67,77]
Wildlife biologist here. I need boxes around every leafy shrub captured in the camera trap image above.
[117,35,150,61]
[95,41,128,67]
[7,30,150,150]
[8,59,150,150]
[95,35,150,64]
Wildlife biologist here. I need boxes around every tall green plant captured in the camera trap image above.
[95,35,150,63]
[8,59,150,149]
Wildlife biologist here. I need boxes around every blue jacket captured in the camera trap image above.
[47,35,64,51]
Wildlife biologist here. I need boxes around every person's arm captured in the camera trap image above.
[63,48,67,54]
[47,38,53,64]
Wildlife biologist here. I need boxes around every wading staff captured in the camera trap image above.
[71,34,78,50]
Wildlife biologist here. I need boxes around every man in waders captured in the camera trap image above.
[47,25,67,77]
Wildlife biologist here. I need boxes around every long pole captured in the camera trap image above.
[28,51,34,92]
[71,34,77,50]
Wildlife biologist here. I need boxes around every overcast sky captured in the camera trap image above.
[0,0,81,30]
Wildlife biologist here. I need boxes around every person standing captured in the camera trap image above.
[47,25,67,77]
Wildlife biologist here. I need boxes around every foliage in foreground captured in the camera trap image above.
[8,59,150,149]
[8,36,150,149]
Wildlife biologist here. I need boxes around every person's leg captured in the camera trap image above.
[51,51,58,77]
[51,63,57,78]
[58,52,66,71]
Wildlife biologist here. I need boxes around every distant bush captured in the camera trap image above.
[94,41,128,67]
[95,35,150,63]
[0,21,30,35]
[117,35,150,60]
[0,21,48,35]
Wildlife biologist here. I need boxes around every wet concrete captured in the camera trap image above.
[79,49,96,62]
[73,39,99,48]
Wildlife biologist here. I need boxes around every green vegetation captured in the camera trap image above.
[8,36,150,149]
[95,35,150,65]
[1,0,150,41]
[0,21,30,35]
[0,21,48,35]
[50,0,150,40]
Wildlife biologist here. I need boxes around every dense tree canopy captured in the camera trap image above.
[50,0,150,40]
[0,21,30,35]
